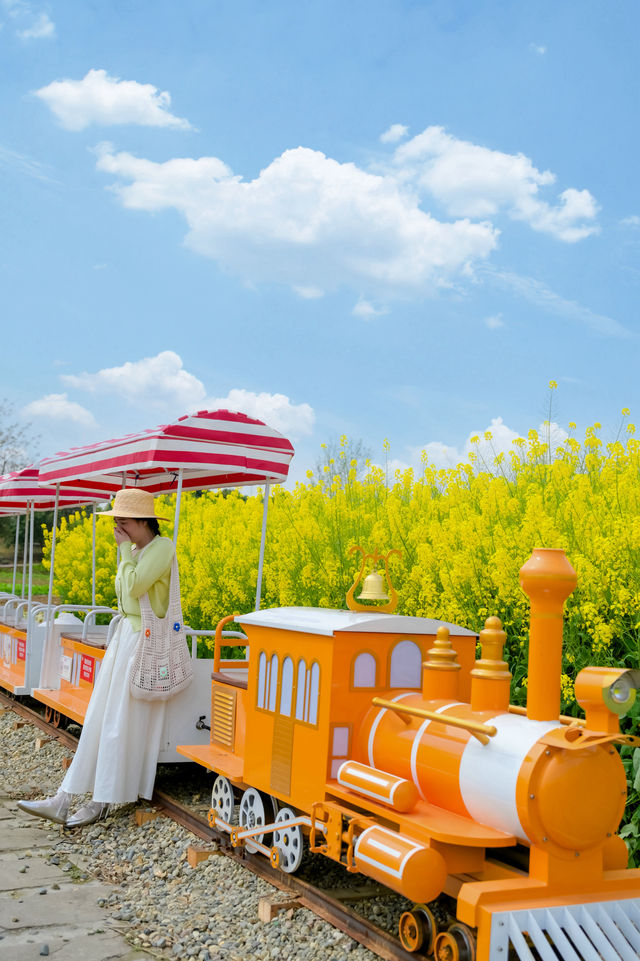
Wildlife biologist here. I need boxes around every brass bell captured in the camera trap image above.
[357,569,389,602]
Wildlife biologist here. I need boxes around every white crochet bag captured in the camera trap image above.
[129,556,194,701]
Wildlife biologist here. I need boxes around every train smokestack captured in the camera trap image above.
[519,548,577,721]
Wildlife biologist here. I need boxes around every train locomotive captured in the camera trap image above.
[178,546,640,961]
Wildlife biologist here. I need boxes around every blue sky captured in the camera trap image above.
[1,0,638,481]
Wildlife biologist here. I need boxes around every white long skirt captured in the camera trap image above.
[61,617,166,804]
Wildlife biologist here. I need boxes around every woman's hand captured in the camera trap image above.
[113,524,131,545]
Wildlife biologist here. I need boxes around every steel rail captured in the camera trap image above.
[153,788,429,961]
[1,693,429,961]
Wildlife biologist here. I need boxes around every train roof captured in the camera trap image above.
[236,607,477,638]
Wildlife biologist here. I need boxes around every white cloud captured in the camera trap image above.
[0,143,58,183]
[392,126,599,242]
[55,351,315,439]
[485,267,628,337]
[621,215,640,228]
[2,0,54,39]
[529,43,546,55]
[18,10,53,38]
[62,350,207,410]
[294,285,324,299]
[352,299,387,319]
[485,312,504,329]
[22,393,96,427]
[205,389,315,438]
[34,69,193,131]
[94,143,498,297]
[380,123,409,144]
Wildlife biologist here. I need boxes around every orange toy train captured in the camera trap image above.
[178,548,640,961]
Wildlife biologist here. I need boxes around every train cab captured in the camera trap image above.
[177,606,478,813]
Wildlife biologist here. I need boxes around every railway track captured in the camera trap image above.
[0,690,430,961]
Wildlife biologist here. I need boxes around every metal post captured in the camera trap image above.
[46,484,60,611]
[27,502,34,613]
[21,514,28,600]
[173,468,183,546]
[12,515,20,595]
[254,481,270,611]
[92,504,97,606]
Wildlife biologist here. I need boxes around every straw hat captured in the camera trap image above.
[97,488,171,520]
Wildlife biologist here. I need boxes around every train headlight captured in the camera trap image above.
[604,670,638,714]
[575,667,640,731]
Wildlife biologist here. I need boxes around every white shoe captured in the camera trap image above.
[17,792,70,825]
[65,801,109,828]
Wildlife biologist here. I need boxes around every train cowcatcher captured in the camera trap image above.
[177,547,640,961]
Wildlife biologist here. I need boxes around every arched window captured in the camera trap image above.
[257,652,267,709]
[280,657,294,717]
[294,658,321,724]
[308,662,320,724]
[389,640,422,688]
[352,652,377,688]
[268,653,279,711]
[295,660,307,720]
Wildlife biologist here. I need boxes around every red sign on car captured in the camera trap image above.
[80,655,95,684]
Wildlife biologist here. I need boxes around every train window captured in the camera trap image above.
[308,662,320,724]
[294,659,320,725]
[268,654,279,711]
[280,656,294,717]
[257,652,267,708]
[330,725,350,779]
[352,652,377,688]
[389,640,422,688]
[332,726,349,755]
[295,659,307,720]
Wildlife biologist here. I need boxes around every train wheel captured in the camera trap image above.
[398,905,436,954]
[52,711,62,729]
[44,706,53,723]
[239,788,276,853]
[434,923,476,961]
[272,807,303,874]
[211,775,235,824]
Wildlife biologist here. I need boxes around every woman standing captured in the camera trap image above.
[19,488,176,828]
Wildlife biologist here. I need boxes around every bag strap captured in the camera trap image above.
[138,554,183,626]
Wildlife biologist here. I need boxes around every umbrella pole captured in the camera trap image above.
[173,468,183,546]
[12,515,20,595]
[21,514,28,599]
[255,481,270,611]
[46,485,60,611]
[27,502,34,612]
[92,505,97,606]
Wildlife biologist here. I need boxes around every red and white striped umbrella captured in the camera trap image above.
[38,409,294,496]
[0,466,107,609]
[0,466,105,510]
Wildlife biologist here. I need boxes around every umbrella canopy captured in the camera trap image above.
[0,466,108,609]
[0,466,106,509]
[38,409,294,497]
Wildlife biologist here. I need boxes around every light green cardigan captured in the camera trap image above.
[115,537,175,632]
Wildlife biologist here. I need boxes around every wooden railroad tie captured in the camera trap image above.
[186,845,222,867]
[12,720,26,730]
[61,757,73,771]
[135,807,163,827]
[258,895,302,923]
[35,736,53,750]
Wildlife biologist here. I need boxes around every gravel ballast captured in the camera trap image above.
[0,706,410,961]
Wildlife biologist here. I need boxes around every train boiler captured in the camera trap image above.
[178,548,640,961]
